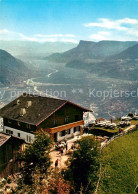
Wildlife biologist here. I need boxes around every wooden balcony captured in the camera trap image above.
[46,120,84,134]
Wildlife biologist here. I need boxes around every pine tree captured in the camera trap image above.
[64,136,100,193]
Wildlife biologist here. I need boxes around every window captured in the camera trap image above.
[67,129,71,135]
[74,127,77,133]
[6,129,13,135]
[65,116,69,123]
[6,129,9,134]
[17,122,21,126]
[27,124,31,129]
[10,131,13,135]
[54,133,57,142]
[26,135,31,143]
[17,133,20,137]
[74,126,80,133]
[8,119,11,124]
[77,126,80,132]
[61,130,66,137]
[75,115,79,121]
[26,135,29,142]
[53,120,57,127]
[29,136,31,143]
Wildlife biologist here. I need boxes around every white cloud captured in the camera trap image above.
[84,18,138,31]
[0,29,9,34]
[98,31,110,35]
[89,31,111,41]
[117,18,138,24]
[85,18,138,41]
[84,18,126,30]
[126,28,138,37]
[90,34,107,41]
[60,38,78,43]
[35,34,75,38]
[0,29,77,43]
[89,30,138,42]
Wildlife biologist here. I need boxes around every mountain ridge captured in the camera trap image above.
[0,49,30,85]
[0,40,76,59]
[106,43,138,60]
[45,40,138,63]
[64,41,138,81]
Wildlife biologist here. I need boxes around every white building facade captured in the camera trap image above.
[3,125,35,143]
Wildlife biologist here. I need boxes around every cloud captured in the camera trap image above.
[89,31,111,41]
[126,28,138,37]
[97,31,110,35]
[0,29,9,34]
[59,38,78,43]
[89,30,138,41]
[84,18,138,31]
[0,29,77,43]
[85,18,138,41]
[117,18,138,24]
[35,34,75,38]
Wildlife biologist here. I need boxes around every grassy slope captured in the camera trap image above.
[99,130,138,194]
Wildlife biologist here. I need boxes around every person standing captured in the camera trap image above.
[55,159,58,169]
[66,143,68,150]
[61,148,64,155]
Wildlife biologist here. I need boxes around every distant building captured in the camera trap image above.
[83,112,96,127]
[0,93,92,142]
[96,118,107,123]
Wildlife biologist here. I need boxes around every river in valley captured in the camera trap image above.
[0,59,138,119]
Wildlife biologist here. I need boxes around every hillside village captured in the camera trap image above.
[0,93,138,193]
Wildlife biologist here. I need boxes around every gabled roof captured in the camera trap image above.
[0,133,11,147]
[0,93,92,126]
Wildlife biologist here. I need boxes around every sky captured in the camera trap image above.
[0,0,138,43]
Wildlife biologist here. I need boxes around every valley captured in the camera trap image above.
[0,40,138,120]
[1,60,137,120]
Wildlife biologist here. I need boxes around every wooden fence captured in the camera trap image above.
[100,125,137,151]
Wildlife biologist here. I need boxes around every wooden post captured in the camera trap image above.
[80,126,83,135]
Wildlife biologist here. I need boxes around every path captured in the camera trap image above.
[50,136,82,169]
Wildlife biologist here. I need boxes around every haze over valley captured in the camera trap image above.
[0,40,138,119]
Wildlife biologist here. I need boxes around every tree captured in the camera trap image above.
[18,130,53,185]
[64,136,100,193]
[16,169,72,194]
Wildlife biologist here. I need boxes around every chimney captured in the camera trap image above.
[20,108,26,116]
[26,101,32,108]
[17,99,21,105]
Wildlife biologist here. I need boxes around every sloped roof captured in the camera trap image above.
[0,133,11,147]
[0,93,91,126]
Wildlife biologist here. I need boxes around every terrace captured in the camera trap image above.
[87,114,138,136]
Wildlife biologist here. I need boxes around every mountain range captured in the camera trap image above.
[0,49,29,85]
[107,43,138,60]
[46,40,138,63]
[1,40,138,86]
[46,40,138,80]
[0,40,76,59]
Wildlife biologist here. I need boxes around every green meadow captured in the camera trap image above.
[99,130,138,194]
